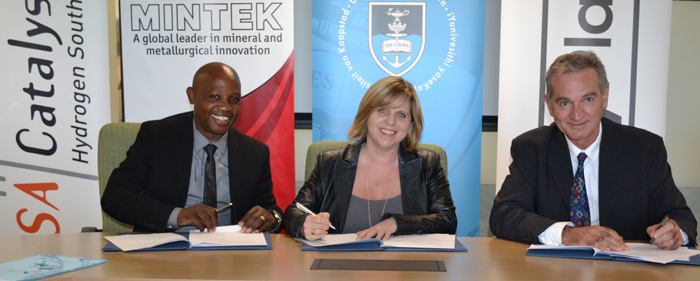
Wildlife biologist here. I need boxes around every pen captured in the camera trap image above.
[215,203,233,213]
[295,202,336,230]
[650,215,670,243]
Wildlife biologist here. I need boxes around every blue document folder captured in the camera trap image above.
[300,238,468,252]
[102,232,272,251]
[526,246,700,265]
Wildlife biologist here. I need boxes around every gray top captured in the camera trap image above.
[343,194,404,234]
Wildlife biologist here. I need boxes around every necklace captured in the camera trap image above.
[366,147,393,189]
[364,144,397,228]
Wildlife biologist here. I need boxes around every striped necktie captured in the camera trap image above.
[203,144,217,208]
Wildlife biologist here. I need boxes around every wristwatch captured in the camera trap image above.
[268,209,282,230]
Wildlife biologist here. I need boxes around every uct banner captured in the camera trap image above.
[312,0,484,236]
[0,1,111,236]
[496,0,672,191]
[119,0,296,209]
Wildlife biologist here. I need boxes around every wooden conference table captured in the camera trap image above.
[1,233,698,281]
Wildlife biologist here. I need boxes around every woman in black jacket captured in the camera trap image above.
[284,76,457,241]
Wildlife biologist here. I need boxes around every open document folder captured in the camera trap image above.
[102,225,271,251]
[296,233,467,252]
[527,243,700,265]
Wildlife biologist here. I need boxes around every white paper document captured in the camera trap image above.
[528,243,700,264]
[104,225,267,251]
[104,233,187,252]
[298,233,455,249]
[603,243,699,264]
[188,225,267,247]
[382,233,455,249]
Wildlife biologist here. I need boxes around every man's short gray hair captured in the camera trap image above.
[545,51,609,98]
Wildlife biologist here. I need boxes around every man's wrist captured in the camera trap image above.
[681,228,689,245]
[167,207,183,230]
[538,221,573,245]
[267,209,282,232]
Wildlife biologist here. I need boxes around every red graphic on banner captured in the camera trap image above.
[233,52,295,212]
[14,183,59,211]
[14,182,61,233]
[17,209,60,234]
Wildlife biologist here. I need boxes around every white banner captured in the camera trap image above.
[120,0,294,122]
[0,1,111,236]
[496,0,672,191]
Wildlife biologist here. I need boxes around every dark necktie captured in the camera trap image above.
[570,152,591,227]
[203,144,217,208]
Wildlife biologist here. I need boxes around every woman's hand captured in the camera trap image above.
[302,212,331,241]
[356,217,397,241]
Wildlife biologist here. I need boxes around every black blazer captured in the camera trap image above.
[490,118,697,245]
[101,112,281,232]
[284,141,457,238]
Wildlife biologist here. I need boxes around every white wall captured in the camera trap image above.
[294,0,313,113]
[665,1,700,188]
[108,0,121,122]
[295,129,313,185]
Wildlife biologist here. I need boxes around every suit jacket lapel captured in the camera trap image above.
[399,147,419,214]
[598,119,623,222]
[333,143,359,232]
[172,116,194,208]
[547,125,575,206]
[227,129,241,221]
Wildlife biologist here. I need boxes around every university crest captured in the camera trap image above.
[368,2,426,76]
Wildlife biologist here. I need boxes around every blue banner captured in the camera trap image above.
[312,0,484,236]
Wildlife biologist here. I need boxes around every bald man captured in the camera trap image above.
[102,62,282,233]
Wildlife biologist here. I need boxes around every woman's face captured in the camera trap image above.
[365,100,412,152]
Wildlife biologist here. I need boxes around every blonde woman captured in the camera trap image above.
[284,76,457,241]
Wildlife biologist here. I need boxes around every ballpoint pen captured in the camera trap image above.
[295,202,336,230]
[650,215,670,243]
[215,203,233,213]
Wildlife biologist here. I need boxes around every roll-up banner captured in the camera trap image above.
[119,0,296,209]
[0,1,111,236]
[312,0,485,236]
[496,0,672,191]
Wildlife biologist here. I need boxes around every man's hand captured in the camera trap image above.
[177,204,218,232]
[238,206,276,233]
[647,219,684,250]
[356,217,397,241]
[302,212,331,241]
[562,225,629,252]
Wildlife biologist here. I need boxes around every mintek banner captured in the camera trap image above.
[496,0,672,190]
[0,1,111,236]
[120,0,296,209]
[312,0,485,236]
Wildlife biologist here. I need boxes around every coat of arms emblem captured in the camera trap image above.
[369,2,426,76]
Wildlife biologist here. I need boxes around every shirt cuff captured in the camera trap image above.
[681,229,689,245]
[538,221,574,245]
[167,207,182,230]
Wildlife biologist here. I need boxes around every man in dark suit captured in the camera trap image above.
[101,62,282,233]
[490,51,696,251]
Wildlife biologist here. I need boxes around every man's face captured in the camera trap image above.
[186,65,241,142]
[545,67,608,150]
